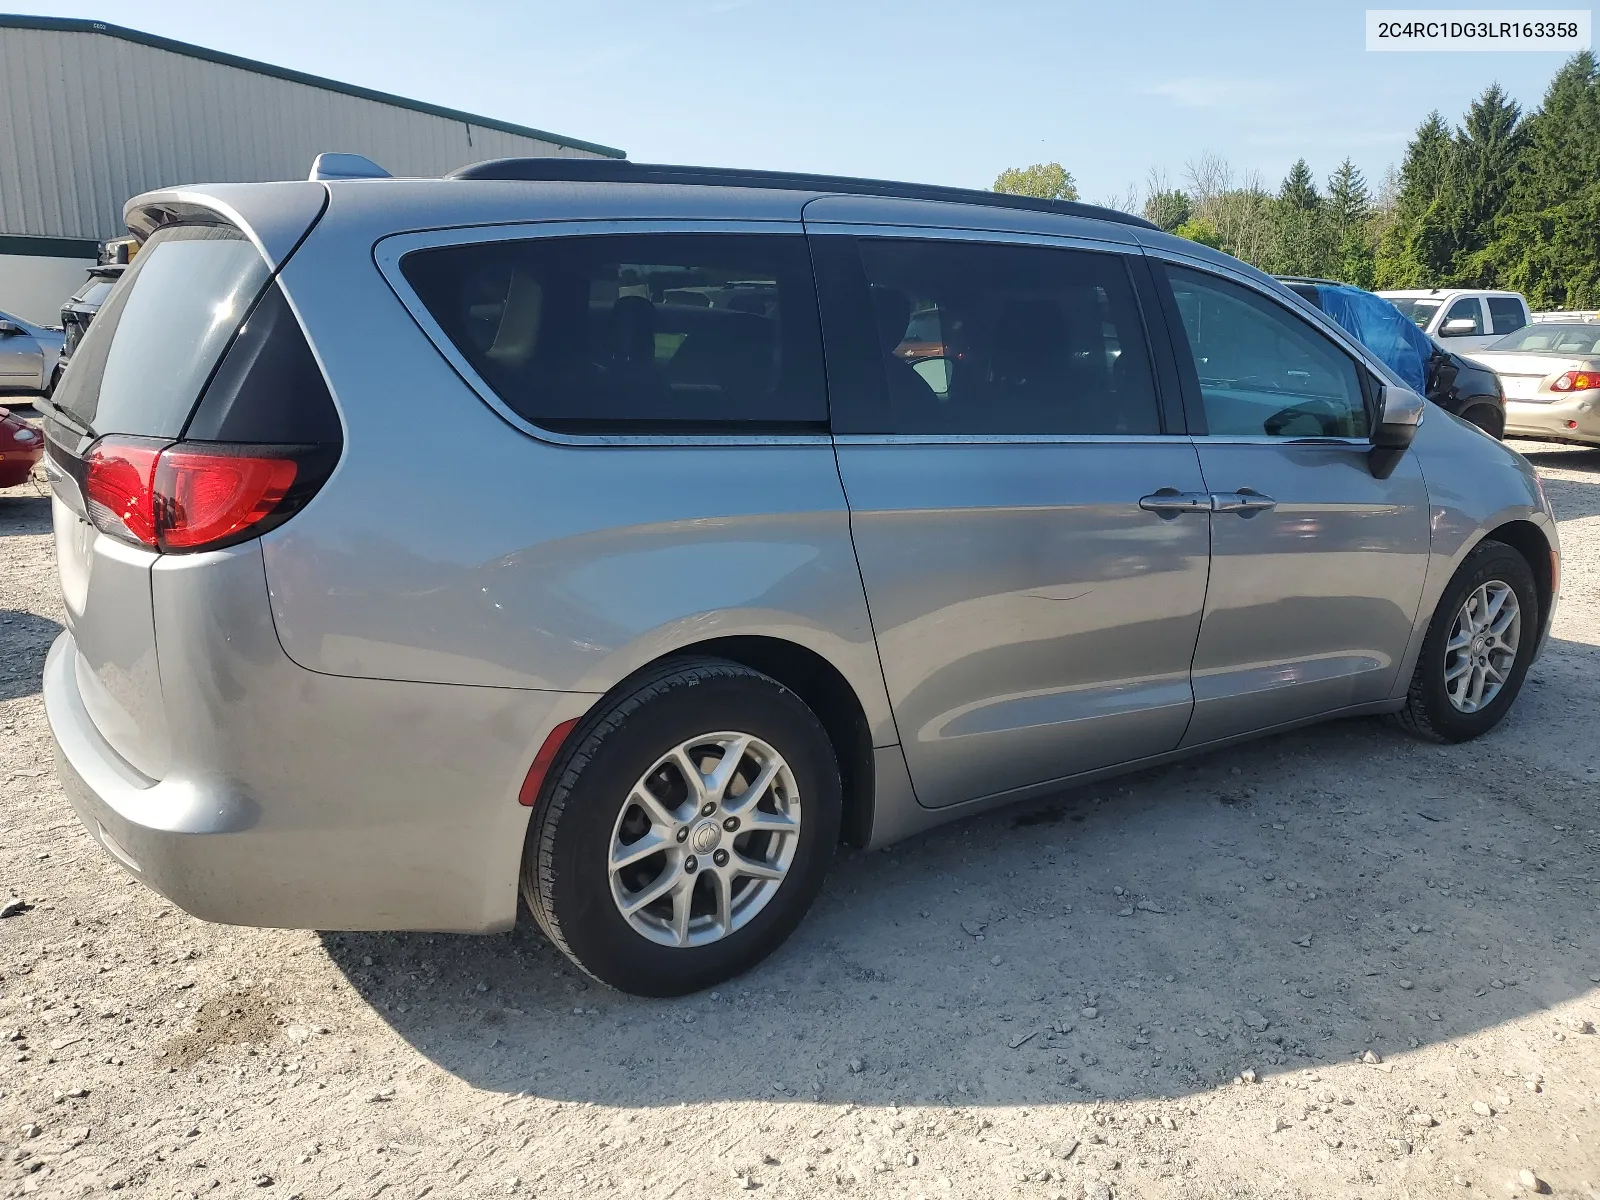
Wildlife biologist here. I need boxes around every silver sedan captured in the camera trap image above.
[1469,321,1600,445]
[0,309,64,397]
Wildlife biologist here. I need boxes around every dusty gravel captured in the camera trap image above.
[2,435,1599,1200]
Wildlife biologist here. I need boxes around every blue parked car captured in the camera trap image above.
[1279,277,1505,439]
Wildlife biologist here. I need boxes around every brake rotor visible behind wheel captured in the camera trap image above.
[521,658,841,997]
[1392,539,1540,743]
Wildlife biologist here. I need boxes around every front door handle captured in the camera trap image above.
[1139,488,1212,517]
[1210,489,1277,516]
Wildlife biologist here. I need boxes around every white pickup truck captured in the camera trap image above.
[1376,288,1531,351]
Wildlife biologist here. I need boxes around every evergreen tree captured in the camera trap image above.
[1481,52,1600,307]
[1521,50,1600,198]
[1374,112,1456,287]
[1278,159,1320,211]
[1402,112,1456,207]
[1326,159,1371,239]
[1336,238,1378,290]
[1321,159,1376,285]
[1144,189,1192,232]
[1267,160,1333,276]
[1449,84,1526,280]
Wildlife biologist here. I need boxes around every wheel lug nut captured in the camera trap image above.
[713,849,729,867]
[684,855,698,874]
[723,816,739,832]
[675,827,689,843]
[701,802,716,817]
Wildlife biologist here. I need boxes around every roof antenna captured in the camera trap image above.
[309,152,392,181]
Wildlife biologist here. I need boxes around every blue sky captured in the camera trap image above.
[18,0,1587,204]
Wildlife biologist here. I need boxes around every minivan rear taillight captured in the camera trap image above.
[83,439,162,546]
[156,446,300,550]
[83,438,331,553]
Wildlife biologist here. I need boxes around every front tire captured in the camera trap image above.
[1392,540,1538,742]
[1461,404,1504,440]
[521,658,841,996]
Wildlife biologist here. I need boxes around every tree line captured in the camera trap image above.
[993,51,1600,310]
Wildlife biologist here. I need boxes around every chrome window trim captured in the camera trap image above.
[374,218,834,449]
[833,433,1195,447]
[1184,435,1372,448]
[833,433,1367,448]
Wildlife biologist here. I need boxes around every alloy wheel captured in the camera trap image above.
[607,732,801,948]
[1444,580,1521,714]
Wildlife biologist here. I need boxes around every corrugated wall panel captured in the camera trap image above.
[0,26,612,241]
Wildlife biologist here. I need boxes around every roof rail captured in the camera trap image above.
[446,159,1159,230]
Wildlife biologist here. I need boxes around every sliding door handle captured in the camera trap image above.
[1210,489,1277,515]
[1139,489,1212,517]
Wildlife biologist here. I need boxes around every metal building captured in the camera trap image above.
[0,14,624,324]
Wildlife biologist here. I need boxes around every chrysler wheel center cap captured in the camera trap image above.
[690,820,722,855]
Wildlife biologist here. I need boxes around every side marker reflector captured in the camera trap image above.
[518,718,581,807]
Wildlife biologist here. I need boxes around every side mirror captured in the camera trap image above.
[1369,383,1425,479]
[1440,317,1477,336]
[910,356,952,398]
[0,320,19,335]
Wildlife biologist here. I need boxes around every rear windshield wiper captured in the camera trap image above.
[32,392,96,441]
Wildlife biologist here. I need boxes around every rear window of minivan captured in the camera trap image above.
[400,232,828,433]
[50,224,271,438]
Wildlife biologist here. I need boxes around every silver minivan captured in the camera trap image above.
[40,160,1560,996]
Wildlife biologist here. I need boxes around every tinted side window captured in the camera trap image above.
[852,238,1161,436]
[1443,297,1484,335]
[1487,296,1527,335]
[1167,267,1369,438]
[402,233,826,433]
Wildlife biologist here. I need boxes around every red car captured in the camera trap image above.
[0,407,44,488]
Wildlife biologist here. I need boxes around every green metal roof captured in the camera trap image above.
[0,13,626,160]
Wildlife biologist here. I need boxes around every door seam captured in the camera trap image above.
[826,437,910,755]
[1176,436,1215,747]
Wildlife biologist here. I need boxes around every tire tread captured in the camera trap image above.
[521,657,794,986]
[1391,538,1536,743]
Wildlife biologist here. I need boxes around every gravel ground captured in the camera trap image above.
[2,436,1598,1200]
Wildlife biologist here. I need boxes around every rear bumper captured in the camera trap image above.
[48,637,226,910]
[1505,392,1600,444]
[43,541,593,933]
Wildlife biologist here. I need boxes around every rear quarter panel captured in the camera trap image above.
[257,190,898,747]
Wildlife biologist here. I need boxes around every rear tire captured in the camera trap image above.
[521,657,841,997]
[1392,540,1538,743]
